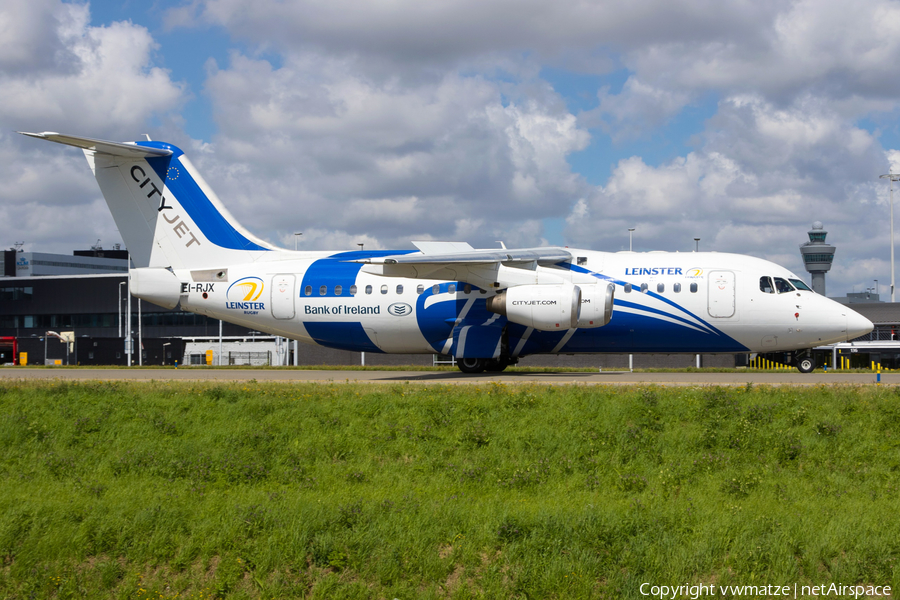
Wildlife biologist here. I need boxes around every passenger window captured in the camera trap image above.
[365,285,373,295]
[640,283,648,293]
[396,284,403,294]
[319,285,327,296]
[673,283,681,293]
[657,283,664,293]
[350,285,357,295]
[304,285,312,296]
[759,276,774,294]
[774,277,794,294]
[335,285,342,296]
[624,283,632,293]
[417,284,424,294]
[464,284,472,294]
[690,283,698,293]
[381,285,388,294]
[448,283,457,293]
[432,284,440,294]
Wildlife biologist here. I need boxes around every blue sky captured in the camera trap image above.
[3,0,900,296]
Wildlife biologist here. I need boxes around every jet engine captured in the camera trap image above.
[486,282,615,331]
[486,284,580,330]
[575,283,615,328]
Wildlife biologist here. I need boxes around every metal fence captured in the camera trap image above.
[228,351,271,366]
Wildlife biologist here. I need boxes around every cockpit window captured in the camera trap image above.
[759,276,774,294]
[774,277,794,294]
[789,278,812,292]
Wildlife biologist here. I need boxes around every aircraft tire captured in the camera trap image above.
[796,356,816,373]
[457,358,487,374]
[485,358,509,372]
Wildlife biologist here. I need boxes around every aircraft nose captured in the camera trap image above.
[845,309,874,340]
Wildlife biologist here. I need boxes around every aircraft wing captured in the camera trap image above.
[349,246,572,266]
[17,131,173,158]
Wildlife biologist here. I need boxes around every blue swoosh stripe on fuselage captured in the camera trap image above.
[613,299,713,334]
[415,283,497,353]
[510,309,748,355]
[561,263,726,337]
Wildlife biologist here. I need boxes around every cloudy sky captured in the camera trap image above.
[2,0,899,297]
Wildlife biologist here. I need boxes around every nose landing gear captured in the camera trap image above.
[795,352,816,373]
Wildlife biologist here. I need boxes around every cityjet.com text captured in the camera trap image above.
[639,582,891,599]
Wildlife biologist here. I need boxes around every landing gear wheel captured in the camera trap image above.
[485,358,509,372]
[796,356,815,373]
[457,358,487,374]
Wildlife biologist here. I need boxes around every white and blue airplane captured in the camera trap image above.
[20,131,873,373]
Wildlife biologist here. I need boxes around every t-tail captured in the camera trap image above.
[18,132,279,270]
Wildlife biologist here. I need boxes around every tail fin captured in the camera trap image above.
[18,132,278,269]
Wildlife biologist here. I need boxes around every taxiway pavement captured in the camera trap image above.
[0,368,894,386]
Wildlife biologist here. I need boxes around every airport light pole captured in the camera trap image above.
[880,172,900,302]
[694,237,700,252]
[118,281,125,337]
[628,228,635,251]
[294,232,302,251]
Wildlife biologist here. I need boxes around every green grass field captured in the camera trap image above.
[1,380,898,599]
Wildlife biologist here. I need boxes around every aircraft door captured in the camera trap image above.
[708,271,735,318]
[271,274,296,320]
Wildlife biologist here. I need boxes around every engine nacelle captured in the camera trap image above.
[576,283,615,328]
[486,284,580,331]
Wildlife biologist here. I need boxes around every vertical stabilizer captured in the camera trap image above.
[19,132,278,269]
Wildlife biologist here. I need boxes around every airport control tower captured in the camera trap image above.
[799,221,836,295]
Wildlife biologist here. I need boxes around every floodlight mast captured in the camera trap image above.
[880,172,900,302]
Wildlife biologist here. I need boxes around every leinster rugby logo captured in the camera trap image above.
[388,302,412,317]
[225,277,266,312]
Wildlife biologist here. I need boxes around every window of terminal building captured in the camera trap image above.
[0,286,33,301]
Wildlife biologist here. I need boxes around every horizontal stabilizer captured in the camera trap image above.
[17,131,172,158]
[349,246,572,266]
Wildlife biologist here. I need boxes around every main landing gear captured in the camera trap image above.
[455,326,516,374]
[456,357,513,374]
